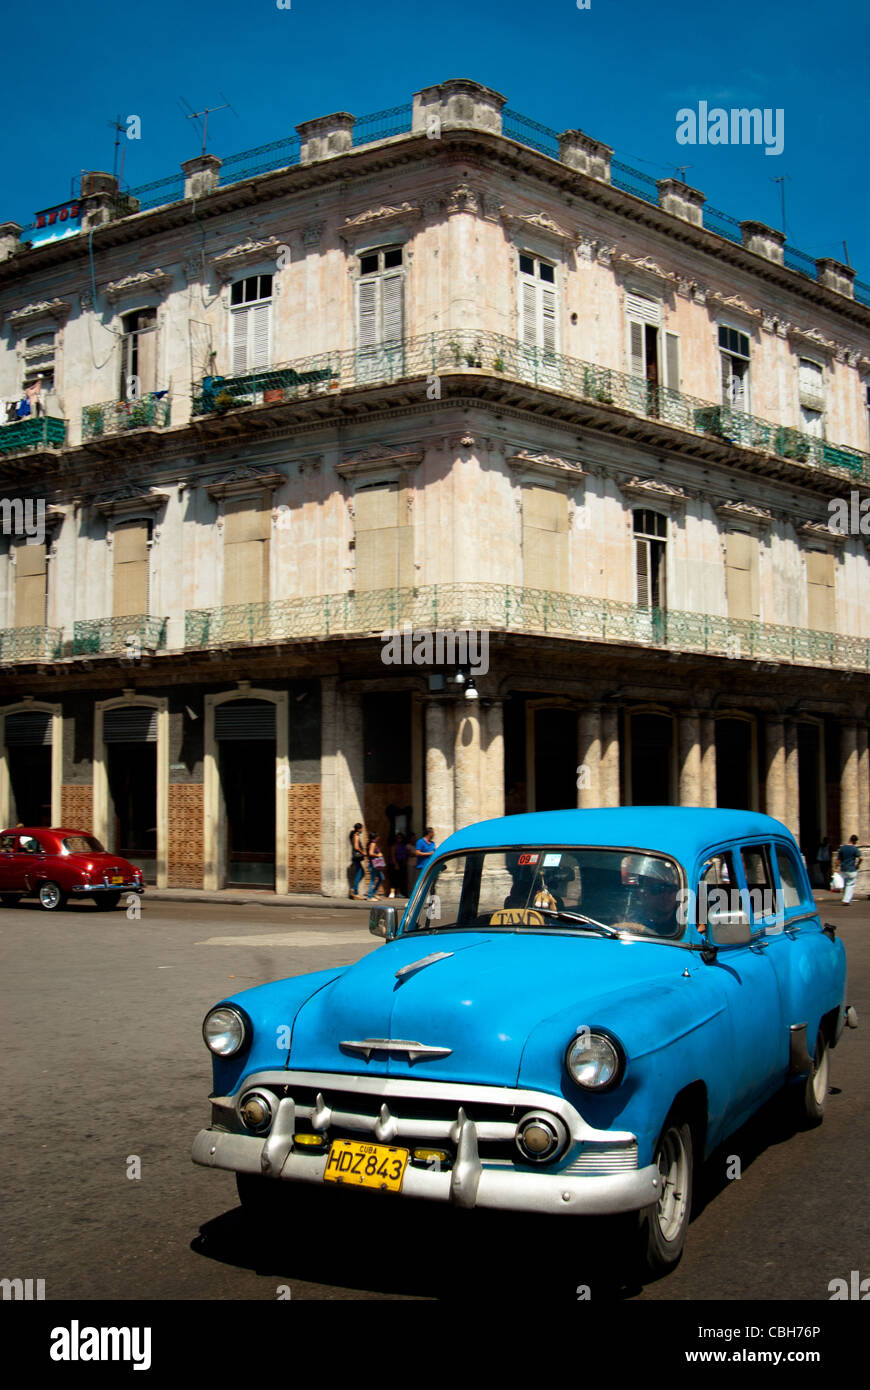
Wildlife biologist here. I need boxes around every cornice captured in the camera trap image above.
[506,449,587,480]
[213,237,283,280]
[342,203,422,232]
[7,297,71,328]
[206,467,286,499]
[620,476,689,508]
[92,488,170,517]
[501,208,576,248]
[714,500,773,530]
[336,443,423,478]
[103,269,172,303]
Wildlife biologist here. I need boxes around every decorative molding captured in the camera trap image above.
[295,453,323,474]
[336,443,423,479]
[709,291,762,321]
[501,208,576,248]
[775,319,791,339]
[342,202,422,231]
[788,324,839,357]
[715,500,773,531]
[93,487,170,518]
[445,186,480,217]
[213,237,282,280]
[103,269,172,304]
[506,449,587,481]
[301,222,324,247]
[206,467,285,500]
[762,312,777,334]
[8,298,71,329]
[799,519,845,549]
[620,476,688,509]
[617,252,678,286]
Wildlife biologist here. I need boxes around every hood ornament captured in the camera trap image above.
[395,950,454,980]
[340,1038,453,1063]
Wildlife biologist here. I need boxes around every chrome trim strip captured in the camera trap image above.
[395,951,454,979]
[339,1039,453,1062]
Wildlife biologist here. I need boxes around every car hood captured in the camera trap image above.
[287,929,688,1087]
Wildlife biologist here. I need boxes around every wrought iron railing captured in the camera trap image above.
[184,583,870,672]
[72,615,168,656]
[0,417,66,453]
[192,329,870,482]
[81,396,171,440]
[0,625,63,661]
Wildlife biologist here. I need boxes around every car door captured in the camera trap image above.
[697,844,784,1122]
[767,838,831,1044]
[736,842,789,1086]
[0,832,20,890]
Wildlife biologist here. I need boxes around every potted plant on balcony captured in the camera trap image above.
[492,354,505,372]
[84,405,104,438]
[776,427,811,463]
[214,389,236,414]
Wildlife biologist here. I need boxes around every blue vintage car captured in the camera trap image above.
[192,807,857,1274]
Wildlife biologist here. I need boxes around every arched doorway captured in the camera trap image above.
[204,689,289,892]
[94,697,168,886]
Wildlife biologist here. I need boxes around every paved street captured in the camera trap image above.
[0,893,867,1302]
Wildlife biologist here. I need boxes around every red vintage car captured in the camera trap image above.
[0,827,145,911]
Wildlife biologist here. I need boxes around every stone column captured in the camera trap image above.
[678,711,702,806]
[425,701,454,843]
[600,705,621,807]
[857,724,870,847]
[320,679,364,897]
[784,720,800,843]
[483,701,505,824]
[840,721,859,844]
[700,714,717,808]
[454,705,483,832]
[577,705,602,808]
[764,717,786,824]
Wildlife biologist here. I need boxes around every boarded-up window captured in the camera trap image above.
[522,484,568,591]
[113,521,150,617]
[725,531,760,619]
[806,550,834,632]
[224,497,270,605]
[15,542,47,627]
[354,481,413,592]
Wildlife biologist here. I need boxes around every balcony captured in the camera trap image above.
[81,395,171,440]
[191,332,870,484]
[0,625,63,661]
[72,615,168,657]
[0,417,66,454]
[184,583,870,673]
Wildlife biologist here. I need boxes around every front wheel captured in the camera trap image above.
[38,881,67,912]
[635,1119,693,1277]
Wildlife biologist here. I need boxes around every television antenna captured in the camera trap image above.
[107,114,128,185]
[674,165,692,182]
[770,175,790,234]
[179,94,237,156]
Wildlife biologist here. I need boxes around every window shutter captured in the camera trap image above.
[720,352,731,404]
[731,367,746,410]
[251,303,270,369]
[521,279,538,348]
[381,274,403,344]
[665,333,680,391]
[137,327,157,393]
[357,280,378,349]
[541,285,556,353]
[629,321,645,378]
[807,551,834,631]
[14,543,47,628]
[636,538,650,607]
[113,521,150,618]
[232,308,248,373]
[103,706,158,743]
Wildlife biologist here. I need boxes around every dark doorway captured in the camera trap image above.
[716,719,752,810]
[220,739,275,887]
[107,743,157,881]
[798,723,821,859]
[534,708,577,811]
[8,745,51,825]
[631,713,673,804]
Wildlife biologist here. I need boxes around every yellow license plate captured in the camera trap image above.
[111,876,124,884]
[323,1139,408,1192]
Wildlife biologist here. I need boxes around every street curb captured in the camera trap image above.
[144,889,402,911]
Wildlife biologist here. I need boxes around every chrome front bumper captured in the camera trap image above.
[71,882,144,894]
[192,1071,661,1216]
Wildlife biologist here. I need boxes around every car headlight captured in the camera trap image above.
[203,1004,250,1057]
[565,1029,624,1090]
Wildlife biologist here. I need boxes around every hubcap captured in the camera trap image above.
[811,1044,830,1105]
[40,884,60,908]
[655,1128,689,1242]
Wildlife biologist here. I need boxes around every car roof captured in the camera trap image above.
[436,807,794,866]
[0,827,91,838]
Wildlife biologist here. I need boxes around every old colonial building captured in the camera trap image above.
[1,78,870,895]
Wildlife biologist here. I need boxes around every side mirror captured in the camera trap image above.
[707,908,753,947]
[369,905,398,940]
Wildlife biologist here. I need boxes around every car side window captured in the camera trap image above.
[0,833,16,852]
[697,850,737,929]
[19,835,40,854]
[740,843,778,929]
[774,844,809,912]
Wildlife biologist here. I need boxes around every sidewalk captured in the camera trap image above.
[145,887,404,910]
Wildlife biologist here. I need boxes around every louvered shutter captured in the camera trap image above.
[357,280,378,348]
[541,285,556,353]
[731,367,746,410]
[5,710,52,746]
[382,274,403,344]
[636,538,651,608]
[251,303,270,368]
[104,706,158,743]
[629,321,645,378]
[665,333,680,390]
[625,293,661,325]
[232,308,249,373]
[521,279,538,348]
[214,699,276,741]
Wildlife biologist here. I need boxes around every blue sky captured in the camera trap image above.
[8,0,869,282]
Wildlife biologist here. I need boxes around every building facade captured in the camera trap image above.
[1,78,870,895]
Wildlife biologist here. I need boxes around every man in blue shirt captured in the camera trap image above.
[837,835,862,904]
[415,827,436,882]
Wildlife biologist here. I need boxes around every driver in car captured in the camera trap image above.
[619,854,682,937]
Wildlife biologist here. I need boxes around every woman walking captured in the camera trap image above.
[349,823,366,899]
[366,834,386,900]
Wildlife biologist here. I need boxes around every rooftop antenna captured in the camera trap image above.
[770,175,790,235]
[179,95,235,157]
[842,240,851,267]
[107,114,128,186]
[675,165,692,182]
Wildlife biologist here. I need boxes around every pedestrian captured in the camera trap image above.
[366,833,386,900]
[389,832,408,898]
[836,835,862,904]
[414,826,436,883]
[817,836,831,888]
[349,822,366,899]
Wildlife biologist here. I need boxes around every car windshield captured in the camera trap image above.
[404,847,685,941]
[62,836,105,854]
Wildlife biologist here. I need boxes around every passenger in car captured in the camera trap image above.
[619,854,682,937]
